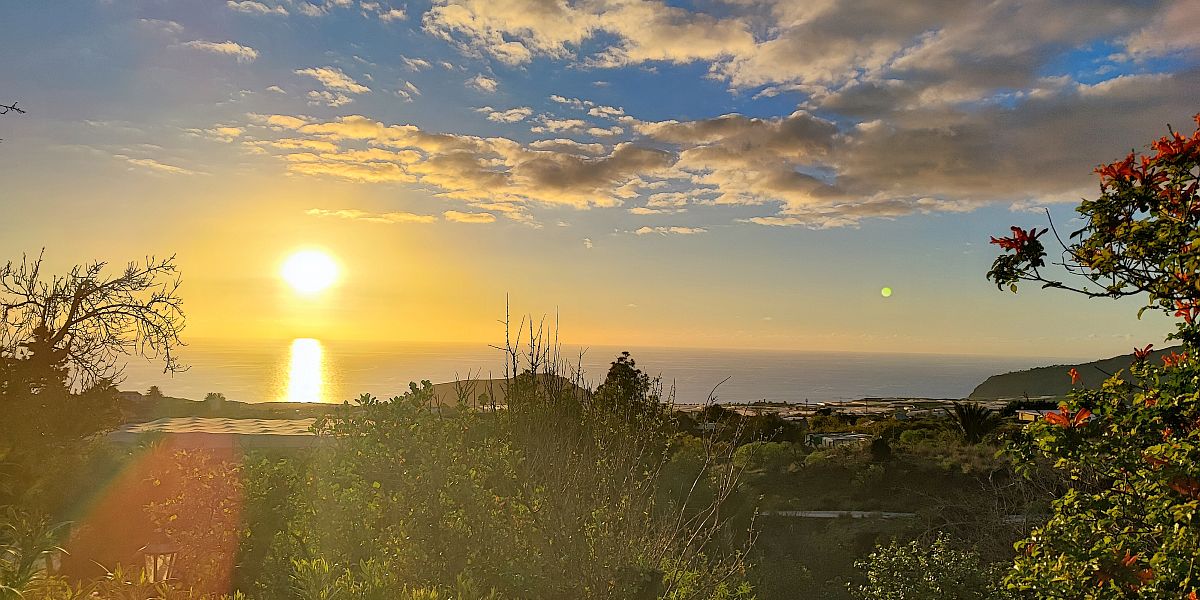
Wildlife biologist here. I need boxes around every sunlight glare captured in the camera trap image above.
[284,338,324,403]
[281,250,340,295]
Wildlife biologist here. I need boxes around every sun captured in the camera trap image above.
[281,250,340,295]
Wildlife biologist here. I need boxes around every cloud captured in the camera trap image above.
[394,81,422,101]
[1122,0,1200,59]
[444,210,497,223]
[227,1,288,16]
[244,114,673,209]
[181,40,259,62]
[138,18,183,34]
[587,126,623,137]
[400,56,432,70]
[467,74,498,92]
[185,126,245,142]
[583,237,593,248]
[295,66,371,94]
[114,155,199,175]
[634,226,707,236]
[306,208,437,223]
[296,2,327,16]
[420,0,1181,102]
[266,85,286,94]
[241,60,1197,230]
[379,8,407,21]
[477,106,533,123]
[529,139,605,155]
[307,90,354,107]
[422,0,755,68]
[531,117,588,133]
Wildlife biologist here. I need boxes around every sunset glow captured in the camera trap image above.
[280,250,339,296]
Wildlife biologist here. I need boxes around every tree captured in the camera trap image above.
[989,115,1200,598]
[950,402,1001,444]
[0,253,185,510]
[1,252,185,386]
[0,101,23,144]
[851,534,1014,600]
[987,113,1200,346]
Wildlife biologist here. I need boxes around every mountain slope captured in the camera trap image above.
[968,345,1181,400]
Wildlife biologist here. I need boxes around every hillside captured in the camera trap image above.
[968,345,1181,400]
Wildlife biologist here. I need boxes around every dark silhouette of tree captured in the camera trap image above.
[146,385,164,399]
[0,101,24,143]
[0,252,185,387]
[950,402,1001,444]
[0,252,186,510]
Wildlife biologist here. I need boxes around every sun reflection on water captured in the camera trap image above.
[284,338,324,403]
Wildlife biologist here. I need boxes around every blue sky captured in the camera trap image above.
[1,0,1197,357]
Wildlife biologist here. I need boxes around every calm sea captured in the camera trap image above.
[116,339,1070,405]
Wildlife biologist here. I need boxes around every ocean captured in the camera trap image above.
[116,339,1070,405]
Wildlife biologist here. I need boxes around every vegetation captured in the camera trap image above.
[950,402,1001,444]
[850,534,1013,600]
[989,115,1200,598]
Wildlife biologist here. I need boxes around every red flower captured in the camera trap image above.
[1163,351,1189,368]
[1068,367,1081,385]
[1045,405,1091,428]
[989,226,1046,252]
[1133,344,1154,361]
[1174,301,1199,325]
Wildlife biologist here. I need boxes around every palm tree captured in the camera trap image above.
[951,402,1001,444]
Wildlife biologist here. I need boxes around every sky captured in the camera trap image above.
[1,0,1197,358]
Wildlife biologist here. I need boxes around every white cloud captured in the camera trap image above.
[296,2,327,16]
[477,106,534,123]
[467,74,498,92]
[531,116,587,133]
[379,7,407,21]
[583,237,594,248]
[400,56,432,70]
[307,90,354,107]
[295,66,371,94]
[181,40,259,62]
[138,18,183,34]
[226,1,288,16]
[634,226,707,236]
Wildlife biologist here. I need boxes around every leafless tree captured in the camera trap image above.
[0,251,185,388]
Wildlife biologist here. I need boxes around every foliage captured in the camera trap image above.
[991,116,1200,597]
[850,534,1014,600]
[236,347,755,600]
[732,442,797,474]
[144,449,244,595]
[986,114,1200,345]
[950,402,1001,444]
[0,253,185,511]
[0,509,66,600]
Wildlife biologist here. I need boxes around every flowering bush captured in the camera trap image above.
[990,115,1200,598]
